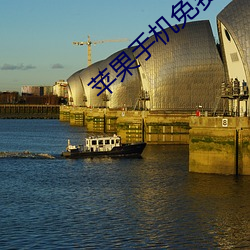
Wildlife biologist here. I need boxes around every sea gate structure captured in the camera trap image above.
[59,106,250,176]
[61,0,250,175]
[59,106,190,145]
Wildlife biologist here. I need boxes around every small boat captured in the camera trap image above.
[61,134,146,158]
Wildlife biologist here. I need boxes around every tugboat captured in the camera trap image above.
[61,134,146,158]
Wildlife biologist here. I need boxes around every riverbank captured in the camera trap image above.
[0,104,59,119]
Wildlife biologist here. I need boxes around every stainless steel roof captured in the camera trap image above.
[68,20,225,111]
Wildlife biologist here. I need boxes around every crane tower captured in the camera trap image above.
[73,35,129,66]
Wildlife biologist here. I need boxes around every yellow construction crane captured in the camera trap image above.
[73,35,129,66]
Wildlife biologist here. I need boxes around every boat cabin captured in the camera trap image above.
[85,135,121,152]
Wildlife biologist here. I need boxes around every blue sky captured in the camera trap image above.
[0,0,232,92]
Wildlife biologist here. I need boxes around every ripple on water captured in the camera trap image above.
[0,120,250,249]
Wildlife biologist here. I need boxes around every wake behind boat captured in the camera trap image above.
[61,134,146,158]
[0,151,55,159]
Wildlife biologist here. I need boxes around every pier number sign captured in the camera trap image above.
[222,118,228,127]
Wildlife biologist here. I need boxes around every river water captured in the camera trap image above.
[0,119,250,249]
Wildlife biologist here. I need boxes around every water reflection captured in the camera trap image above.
[1,119,250,249]
[109,145,250,248]
[186,174,250,248]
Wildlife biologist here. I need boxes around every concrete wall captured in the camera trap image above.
[189,117,250,175]
[59,106,71,122]
[59,106,190,144]
[145,114,189,144]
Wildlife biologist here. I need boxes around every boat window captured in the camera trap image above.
[116,139,120,144]
[105,140,110,144]
[111,139,114,144]
[92,140,97,145]
[98,140,103,145]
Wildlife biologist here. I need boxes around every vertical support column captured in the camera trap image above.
[235,129,239,176]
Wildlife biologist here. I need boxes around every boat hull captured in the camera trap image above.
[62,142,146,159]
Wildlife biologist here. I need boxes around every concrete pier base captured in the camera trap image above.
[59,106,71,122]
[60,106,190,144]
[189,117,250,175]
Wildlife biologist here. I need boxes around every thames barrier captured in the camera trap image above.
[60,0,250,175]
[60,106,250,175]
[59,106,190,144]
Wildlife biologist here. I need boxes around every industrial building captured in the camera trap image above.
[67,0,250,116]
[217,0,250,116]
[52,80,68,99]
[0,92,19,104]
[21,86,53,96]
[18,81,68,105]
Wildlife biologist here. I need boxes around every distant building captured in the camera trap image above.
[52,80,68,98]
[21,95,59,105]
[21,86,40,96]
[20,85,59,105]
[21,86,53,96]
[43,86,53,96]
[0,92,19,104]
